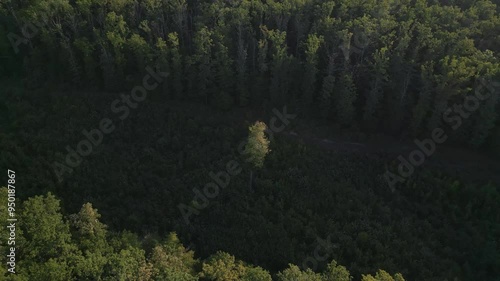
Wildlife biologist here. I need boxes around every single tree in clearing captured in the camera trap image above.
[243,121,270,190]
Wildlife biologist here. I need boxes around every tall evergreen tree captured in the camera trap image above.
[363,47,390,130]
[302,34,323,108]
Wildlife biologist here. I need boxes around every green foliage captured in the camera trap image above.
[19,193,73,260]
[70,203,107,248]
[242,266,273,281]
[201,251,272,281]
[191,26,214,102]
[2,0,500,280]
[276,264,323,281]
[267,28,292,105]
[275,260,353,281]
[410,62,435,136]
[361,270,405,281]
[201,251,246,281]
[323,260,352,281]
[167,32,184,99]
[128,33,150,70]
[302,34,324,107]
[104,246,151,281]
[69,203,110,280]
[244,121,271,169]
[3,0,499,138]
[363,48,390,130]
[150,232,198,277]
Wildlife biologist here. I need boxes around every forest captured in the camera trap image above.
[0,0,500,280]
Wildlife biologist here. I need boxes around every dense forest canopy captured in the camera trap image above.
[2,0,500,148]
[1,187,410,280]
[1,0,500,280]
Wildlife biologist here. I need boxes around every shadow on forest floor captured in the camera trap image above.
[279,128,500,185]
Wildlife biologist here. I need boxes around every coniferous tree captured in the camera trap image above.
[302,34,323,108]
[212,33,234,110]
[256,25,270,102]
[168,32,184,99]
[155,37,170,97]
[410,62,435,136]
[268,29,291,105]
[190,26,213,103]
[236,30,249,106]
[128,33,150,73]
[427,56,476,132]
[363,47,389,130]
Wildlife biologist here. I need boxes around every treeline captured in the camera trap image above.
[1,0,500,151]
[0,187,405,281]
